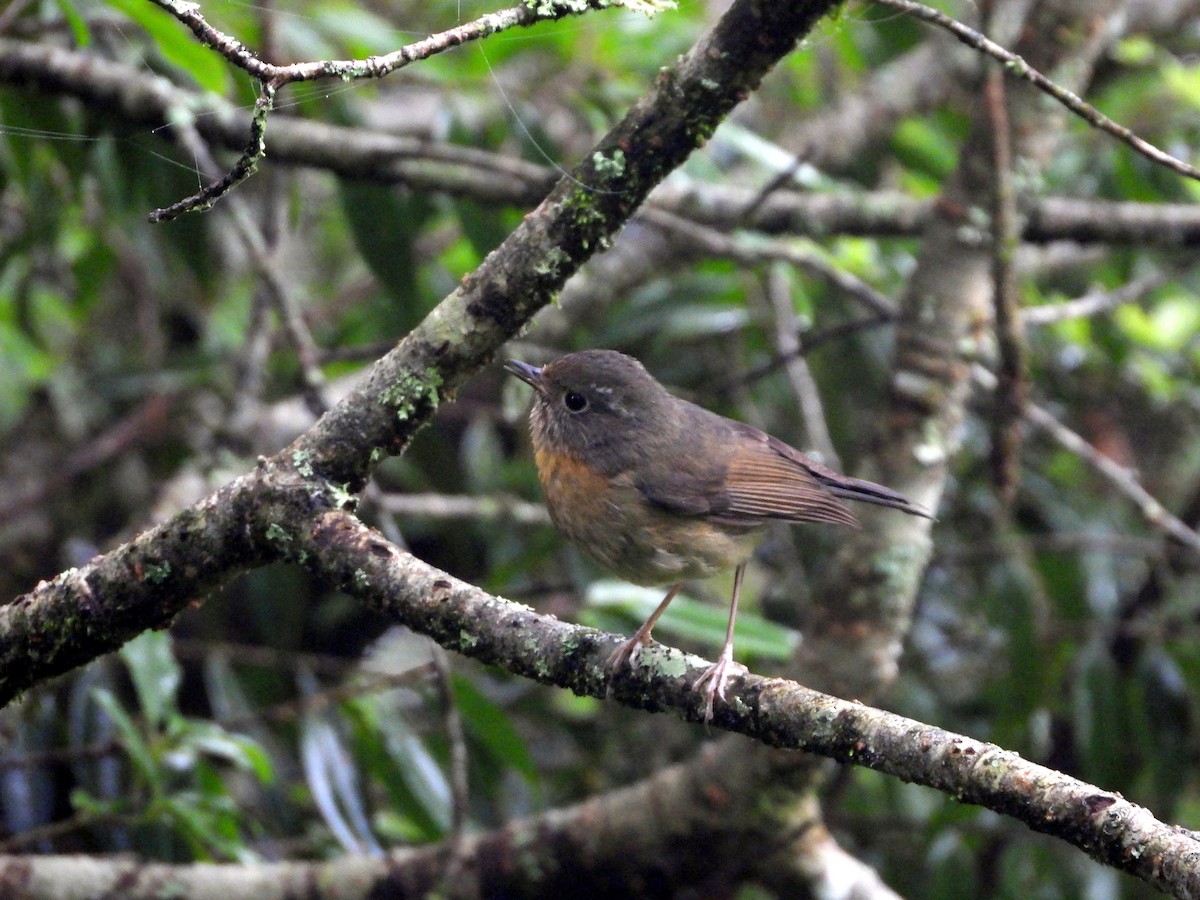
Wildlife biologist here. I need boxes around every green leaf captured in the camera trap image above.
[1136,649,1192,816]
[1164,59,1200,111]
[452,674,539,784]
[979,556,1046,729]
[186,722,275,785]
[343,700,446,842]
[585,580,800,660]
[69,787,123,816]
[300,706,382,855]
[1112,35,1157,66]
[102,0,232,95]
[54,0,92,47]
[1074,646,1131,789]
[891,116,958,182]
[339,183,436,332]
[164,787,240,861]
[362,697,453,832]
[120,631,182,730]
[90,688,162,794]
[0,321,54,429]
[1115,296,1200,351]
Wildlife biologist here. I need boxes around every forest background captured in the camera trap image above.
[3,0,1200,896]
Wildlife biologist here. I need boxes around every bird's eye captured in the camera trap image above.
[563,391,588,412]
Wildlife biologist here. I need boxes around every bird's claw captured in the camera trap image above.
[605,635,652,700]
[607,629,654,672]
[693,654,749,722]
[607,638,641,672]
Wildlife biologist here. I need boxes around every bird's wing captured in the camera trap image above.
[719,426,861,526]
[631,452,731,518]
[633,415,859,527]
[634,400,931,525]
[761,428,933,519]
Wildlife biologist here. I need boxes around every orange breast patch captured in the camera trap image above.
[534,448,613,525]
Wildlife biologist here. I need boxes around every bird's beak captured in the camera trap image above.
[503,359,547,396]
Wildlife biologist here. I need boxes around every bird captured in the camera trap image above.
[505,349,931,721]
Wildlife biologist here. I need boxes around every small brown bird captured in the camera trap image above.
[505,349,931,720]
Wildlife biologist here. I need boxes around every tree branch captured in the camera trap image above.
[874,0,1200,181]
[6,509,1195,897]
[301,509,1200,897]
[0,734,819,897]
[986,65,1027,506]
[7,40,1200,245]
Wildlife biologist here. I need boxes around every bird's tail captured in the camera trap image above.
[821,473,935,520]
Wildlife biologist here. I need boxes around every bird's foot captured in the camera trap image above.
[607,632,651,672]
[692,650,749,722]
[605,633,655,700]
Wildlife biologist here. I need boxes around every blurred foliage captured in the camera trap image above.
[1,0,1200,896]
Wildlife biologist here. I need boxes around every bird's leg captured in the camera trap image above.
[693,563,750,722]
[607,582,683,671]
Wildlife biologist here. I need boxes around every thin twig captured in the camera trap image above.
[320,340,398,366]
[165,119,329,413]
[973,365,1200,555]
[736,314,894,393]
[242,222,329,418]
[764,264,842,468]
[145,0,614,85]
[6,395,173,521]
[430,646,470,893]
[937,531,1165,561]
[143,1,630,220]
[230,283,275,429]
[747,267,1165,392]
[738,266,1159,396]
[640,207,897,317]
[1020,273,1164,325]
[0,811,130,853]
[874,0,1200,181]
[374,492,551,526]
[0,0,35,34]
[736,148,814,228]
[149,83,275,222]
[985,66,1026,506]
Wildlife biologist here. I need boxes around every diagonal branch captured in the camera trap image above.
[973,364,1200,555]
[147,82,275,222]
[7,500,1198,894]
[293,509,1200,898]
[874,0,1200,181]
